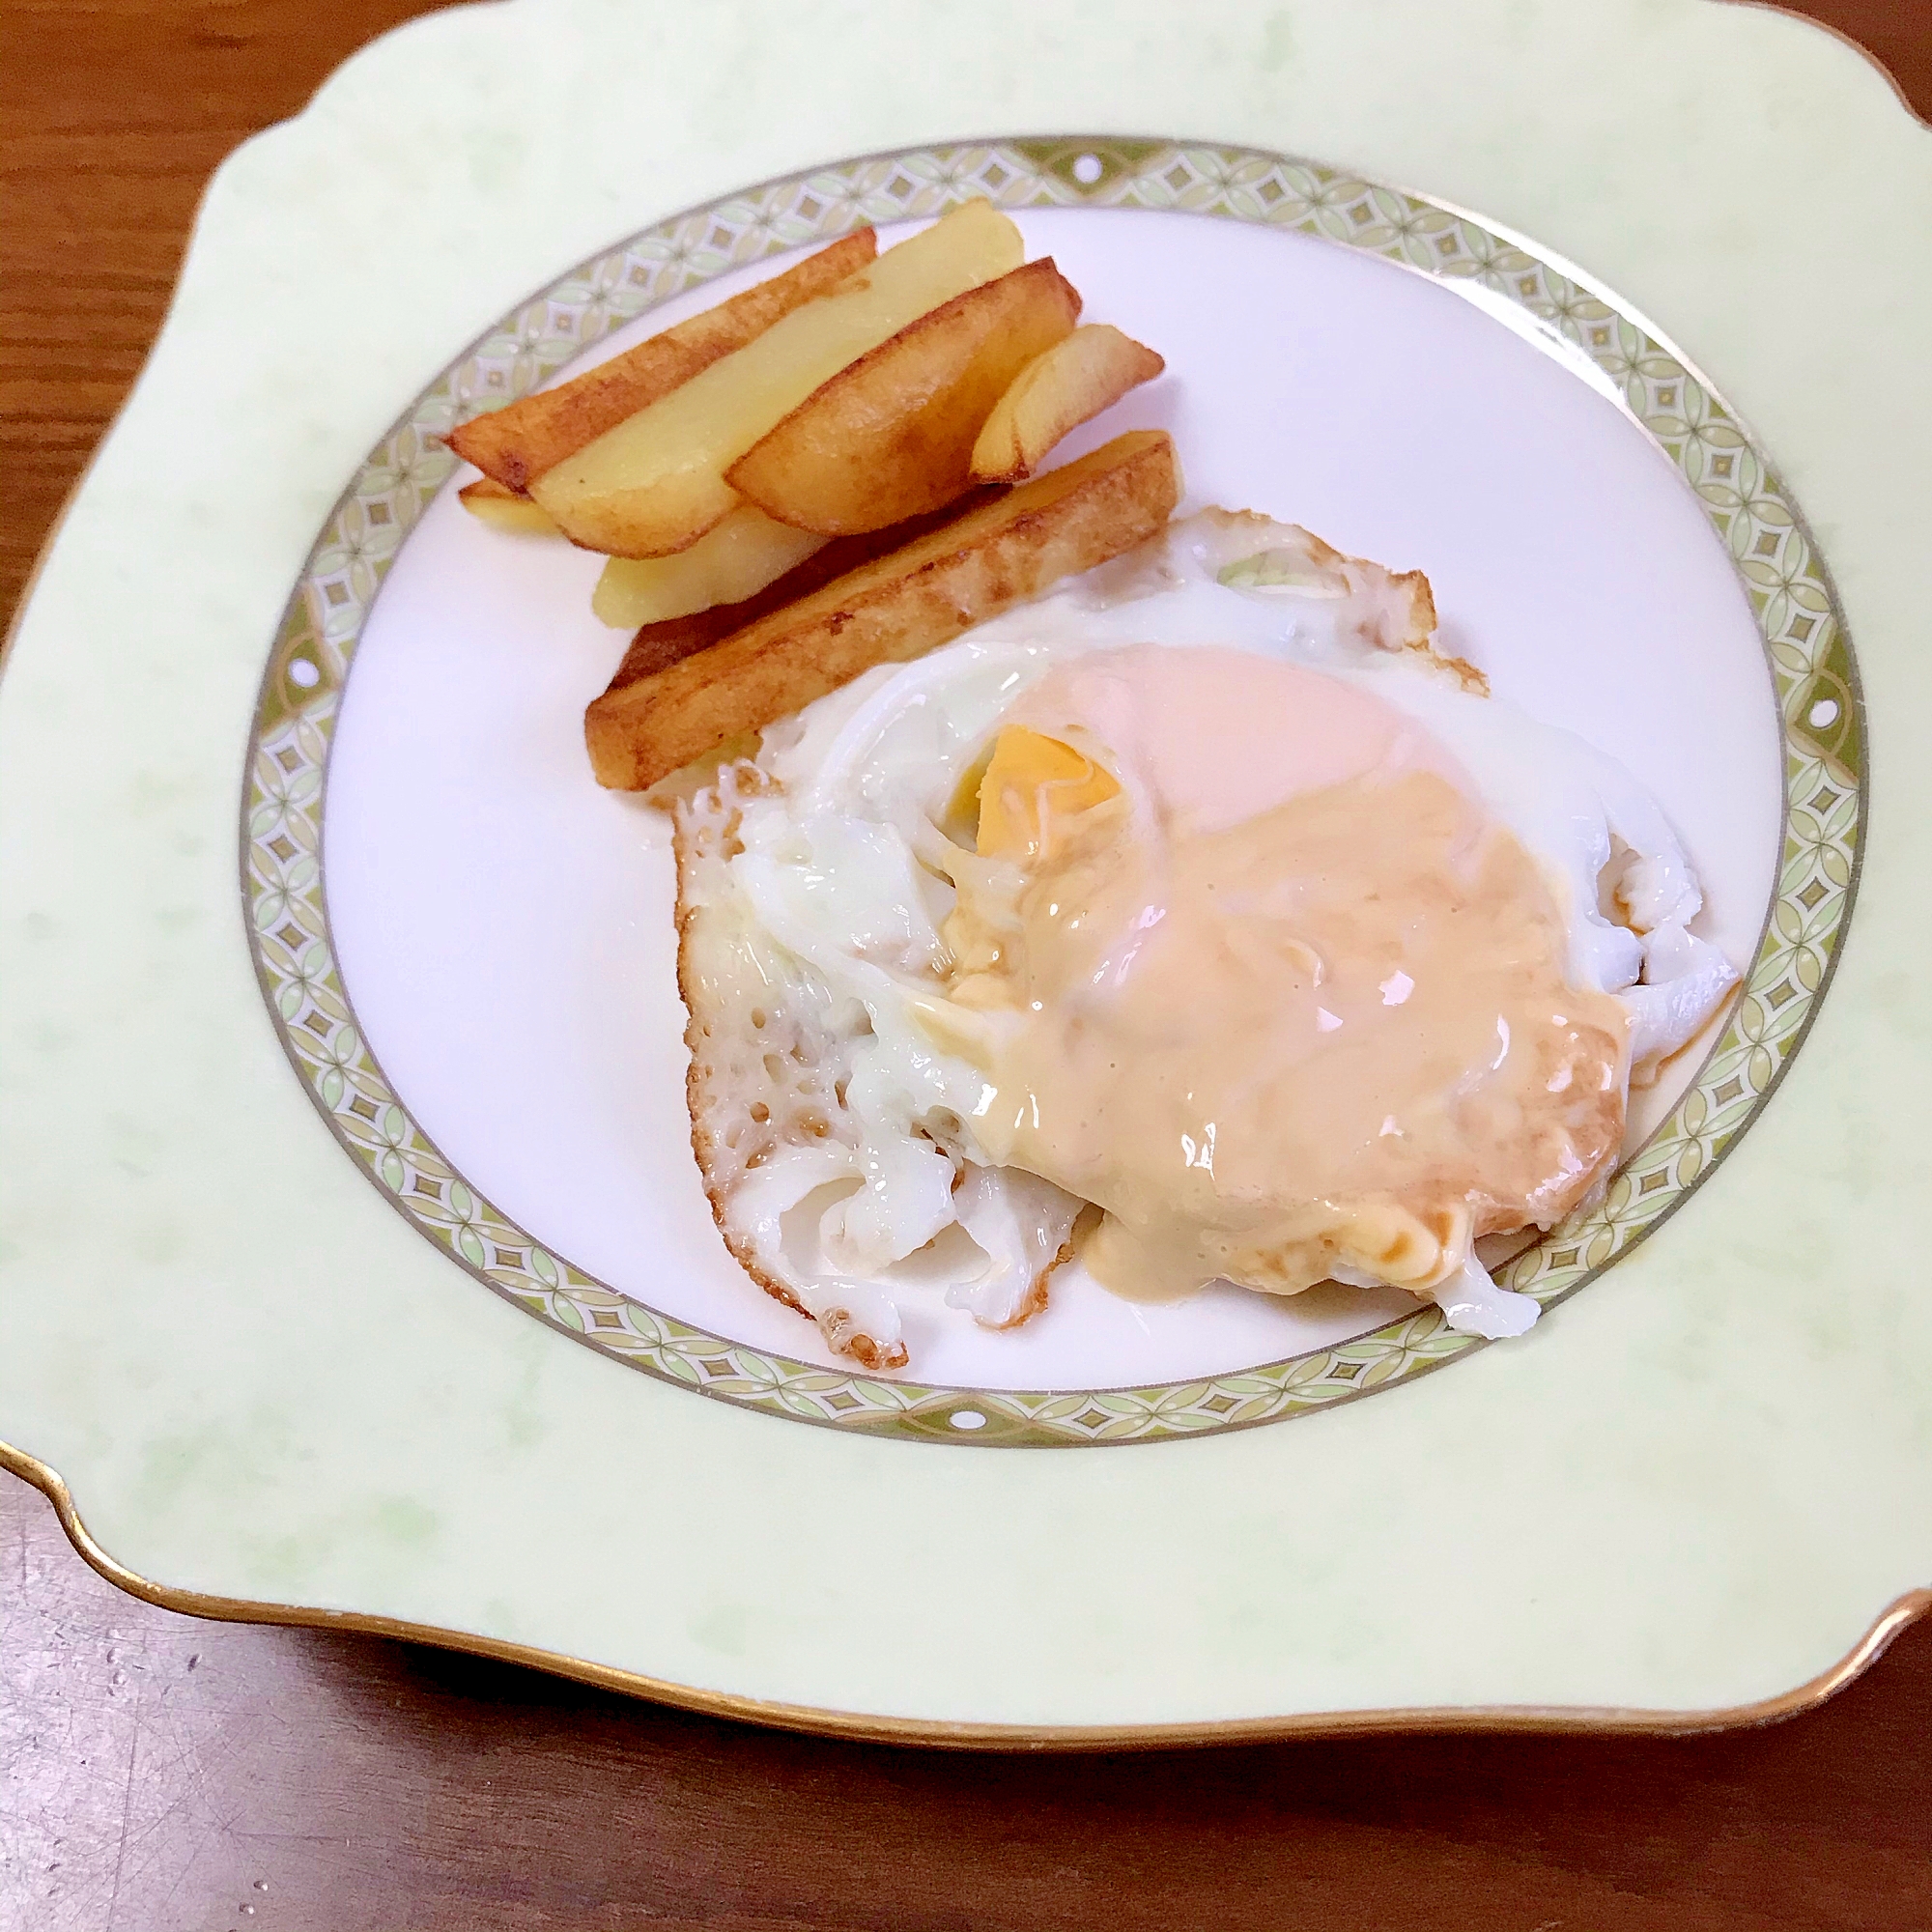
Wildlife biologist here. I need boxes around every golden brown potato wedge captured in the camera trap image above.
[607,494,1001,688]
[591,506,826,628]
[444,230,876,493]
[725,259,1081,534]
[458,477,562,536]
[531,200,1023,560]
[970,325,1166,482]
[584,430,1180,789]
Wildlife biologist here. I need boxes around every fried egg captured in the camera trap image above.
[671,510,1739,1368]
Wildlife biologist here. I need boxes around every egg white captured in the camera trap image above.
[711,511,1738,1351]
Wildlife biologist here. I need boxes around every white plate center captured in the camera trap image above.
[323,209,1781,1390]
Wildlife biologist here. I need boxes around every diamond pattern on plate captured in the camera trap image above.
[241,141,1864,1446]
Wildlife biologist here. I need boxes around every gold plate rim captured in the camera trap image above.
[8,1436,1923,1750]
[3,3,1926,1769]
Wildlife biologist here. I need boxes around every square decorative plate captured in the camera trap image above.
[3,0,1929,1744]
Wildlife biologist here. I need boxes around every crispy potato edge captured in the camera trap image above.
[608,492,1002,690]
[724,258,1082,535]
[443,229,877,492]
[457,477,562,536]
[585,430,1180,789]
[970,324,1168,484]
[526,208,1020,559]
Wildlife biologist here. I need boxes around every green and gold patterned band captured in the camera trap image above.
[242,140,1862,1446]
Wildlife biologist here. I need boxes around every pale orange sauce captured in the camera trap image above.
[942,645,1631,1301]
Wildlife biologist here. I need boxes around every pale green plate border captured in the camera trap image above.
[6,0,1928,1743]
[242,137,1862,1447]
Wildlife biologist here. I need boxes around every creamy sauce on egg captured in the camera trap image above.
[932,643,1633,1302]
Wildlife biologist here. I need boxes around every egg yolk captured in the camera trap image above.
[975,725,1122,862]
[936,643,1632,1304]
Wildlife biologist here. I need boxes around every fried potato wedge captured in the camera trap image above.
[458,477,562,536]
[532,201,1024,560]
[970,325,1166,482]
[591,505,826,628]
[725,259,1081,535]
[584,430,1179,789]
[607,494,1000,687]
[445,231,876,493]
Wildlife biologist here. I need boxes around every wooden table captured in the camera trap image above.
[4,6,1928,1926]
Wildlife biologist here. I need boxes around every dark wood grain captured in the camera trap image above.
[4,5,1930,1928]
